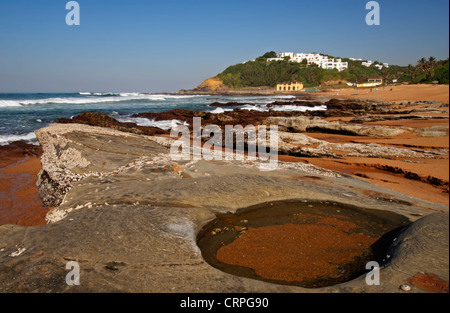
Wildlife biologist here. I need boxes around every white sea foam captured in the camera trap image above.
[79,92,121,96]
[271,105,328,112]
[0,100,23,108]
[116,116,188,130]
[0,132,37,145]
[0,94,201,107]
[210,107,234,114]
[241,105,268,112]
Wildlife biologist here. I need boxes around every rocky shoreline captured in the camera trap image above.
[0,97,448,292]
[51,97,450,204]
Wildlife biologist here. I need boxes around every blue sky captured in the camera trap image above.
[0,0,448,92]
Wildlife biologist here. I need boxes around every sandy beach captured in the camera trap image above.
[316,84,449,103]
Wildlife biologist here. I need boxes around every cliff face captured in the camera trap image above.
[192,77,227,92]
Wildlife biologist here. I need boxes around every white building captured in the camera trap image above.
[266,53,387,72]
[292,53,322,64]
[318,57,348,71]
[362,60,389,69]
[279,52,294,59]
[268,52,348,72]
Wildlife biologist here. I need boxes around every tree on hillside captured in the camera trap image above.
[262,51,277,59]
[433,59,449,84]
[416,57,436,81]
[427,56,437,80]
[416,57,427,77]
[407,64,416,80]
[357,74,368,84]
[413,56,448,83]
[381,67,394,85]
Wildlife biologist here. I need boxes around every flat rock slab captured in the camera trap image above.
[0,124,448,292]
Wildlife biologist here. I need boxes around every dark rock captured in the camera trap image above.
[56,112,168,136]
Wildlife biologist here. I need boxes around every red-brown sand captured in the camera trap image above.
[0,145,50,226]
[217,214,378,283]
[316,84,449,103]
[286,99,449,206]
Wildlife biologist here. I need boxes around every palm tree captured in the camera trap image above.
[407,64,415,80]
[416,58,427,75]
[427,56,437,80]
[381,68,393,85]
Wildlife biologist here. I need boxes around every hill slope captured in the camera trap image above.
[193,52,448,91]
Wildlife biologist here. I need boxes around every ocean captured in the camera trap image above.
[0,92,327,145]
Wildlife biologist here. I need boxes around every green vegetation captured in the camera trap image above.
[216,52,449,89]
[408,57,449,84]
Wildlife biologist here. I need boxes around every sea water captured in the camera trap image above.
[0,92,326,145]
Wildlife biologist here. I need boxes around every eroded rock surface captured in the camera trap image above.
[0,123,448,293]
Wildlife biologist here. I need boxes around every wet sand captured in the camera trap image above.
[283,94,449,206]
[199,200,409,288]
[0,144,50,226]
[280,115,449,206]
[217,222,378,284]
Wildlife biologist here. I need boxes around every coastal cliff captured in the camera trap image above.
[192,77,227,92]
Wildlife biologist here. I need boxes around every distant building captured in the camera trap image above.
[292,53,323,64]
[368,78,383,83]
[277,80,304,91]
[362,60,389,70]
[279,52,294,59]
[266,53,388,72]
[268,52,348,72]
[318,57,348,71]
[357,78,383,88]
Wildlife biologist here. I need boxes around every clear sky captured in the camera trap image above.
[0,0,448,92]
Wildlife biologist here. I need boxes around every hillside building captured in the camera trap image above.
[276,80,304,91]
[268,52,348,72]
[356,78,383,88]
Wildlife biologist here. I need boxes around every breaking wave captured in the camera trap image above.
[115,116,188,130]
[0,132,37,145]
[0,93,202,107]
